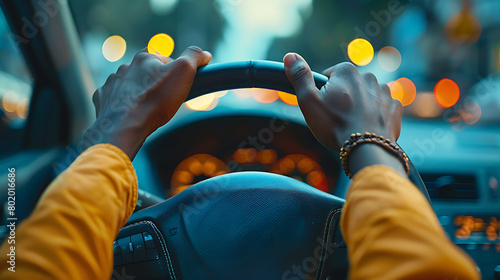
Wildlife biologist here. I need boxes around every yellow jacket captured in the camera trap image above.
[0,144,480,279]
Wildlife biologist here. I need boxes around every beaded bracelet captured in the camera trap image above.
[339,132,410,179]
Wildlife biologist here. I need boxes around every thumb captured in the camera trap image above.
[283,53,317,100]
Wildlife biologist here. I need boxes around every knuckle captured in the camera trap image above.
[175,57,196,72]
[337,62,358,74]
[290,64,309,82]
[186,45,204,55]
[117,64,130,74]
[362,72,378,83]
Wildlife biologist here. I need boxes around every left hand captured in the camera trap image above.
[83,46,212,160]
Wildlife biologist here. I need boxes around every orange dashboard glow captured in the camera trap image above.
[272,154,328,192]
[170,154,229,195]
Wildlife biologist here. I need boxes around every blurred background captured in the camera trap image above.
[1,1,500,277]
[1,0,500,129]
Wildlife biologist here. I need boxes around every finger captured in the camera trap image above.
[133,47,173,65]
[175,46,212,69]
[322,62,360,78]
[379,83,392,103]
[283,53,318,101]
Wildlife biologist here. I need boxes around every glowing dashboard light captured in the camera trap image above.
[185,93,217,111]
[389,78,416,106]
[378,46,401,72]
[171,154,229,196]
[252,89,279,103]
[102,35,127,62]
[272,154,328,192]
[278,91,298,105]
[258,149,277,164]
[148,33,175,57]
[279,158,295,175]
[434,78,460,108]
[233,148,258,164]
[347,38,374,66]
[16,98,29,119]
[408,92,443,118]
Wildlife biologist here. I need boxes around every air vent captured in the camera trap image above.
[420,174,478,200]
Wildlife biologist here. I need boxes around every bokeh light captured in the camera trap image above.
[407,92,443,118]
[347,38,374,66]
[460,101,481,125]
[2,91,19,113]
[445,9,481,44]
[148,33,175,57]
[102,35,127,62]
[378,46,402,72]
[272,154,328,192]
[252,89,279,103]
[389,78,416,106]
[278,91,298,105]
[170,154,229,195]
[185,93,217,111]
[434,78,460,108]
[16,98,29,119]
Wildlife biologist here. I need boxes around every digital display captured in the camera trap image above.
[453,215,500,244]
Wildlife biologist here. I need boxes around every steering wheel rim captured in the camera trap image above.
[187,60,431,203]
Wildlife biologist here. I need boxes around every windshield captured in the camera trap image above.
[70,0,500,125]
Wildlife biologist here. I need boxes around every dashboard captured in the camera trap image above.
[133,94,500,279]
[143,115,341,197]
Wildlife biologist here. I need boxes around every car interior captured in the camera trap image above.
[0,0,499,279]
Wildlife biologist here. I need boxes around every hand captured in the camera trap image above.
[83,46,212,160]
[283,53,403,153]
[283,53,407,177]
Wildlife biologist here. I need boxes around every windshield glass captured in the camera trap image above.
[70,0,500,125]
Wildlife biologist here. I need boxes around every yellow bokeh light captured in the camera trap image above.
[278,91,298,105]
[102,35,127,62]
[148,33,175,57]
[347,38,374,66]
[378,46,402,72]
[185,93,216,111]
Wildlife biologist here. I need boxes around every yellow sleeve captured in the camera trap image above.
[0,144,138,279]
[340,165,480,280]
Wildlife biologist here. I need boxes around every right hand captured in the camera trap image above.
[283,53,404,153]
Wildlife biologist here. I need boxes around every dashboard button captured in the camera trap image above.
[131,233,147,262]
[113,241,120,255]
[117,236,133,264]
[147,247,160,261]
[143,232,156,249]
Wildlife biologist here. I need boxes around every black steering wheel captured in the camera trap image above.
[112,61,430,280]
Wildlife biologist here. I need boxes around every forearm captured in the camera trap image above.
[0,144,138,279]
[340,164,479,280]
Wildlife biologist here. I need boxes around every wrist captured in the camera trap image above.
[347,143,408,178]
[82,118,147,160]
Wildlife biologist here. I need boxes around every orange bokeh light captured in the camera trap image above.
[389,78,416,106]
[434,78,460,108]
[278,91,298,105]
[252,89,279,103]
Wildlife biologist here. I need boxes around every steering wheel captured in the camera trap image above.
[112,61,430,280]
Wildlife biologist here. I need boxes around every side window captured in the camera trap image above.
[0,8,34,151]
